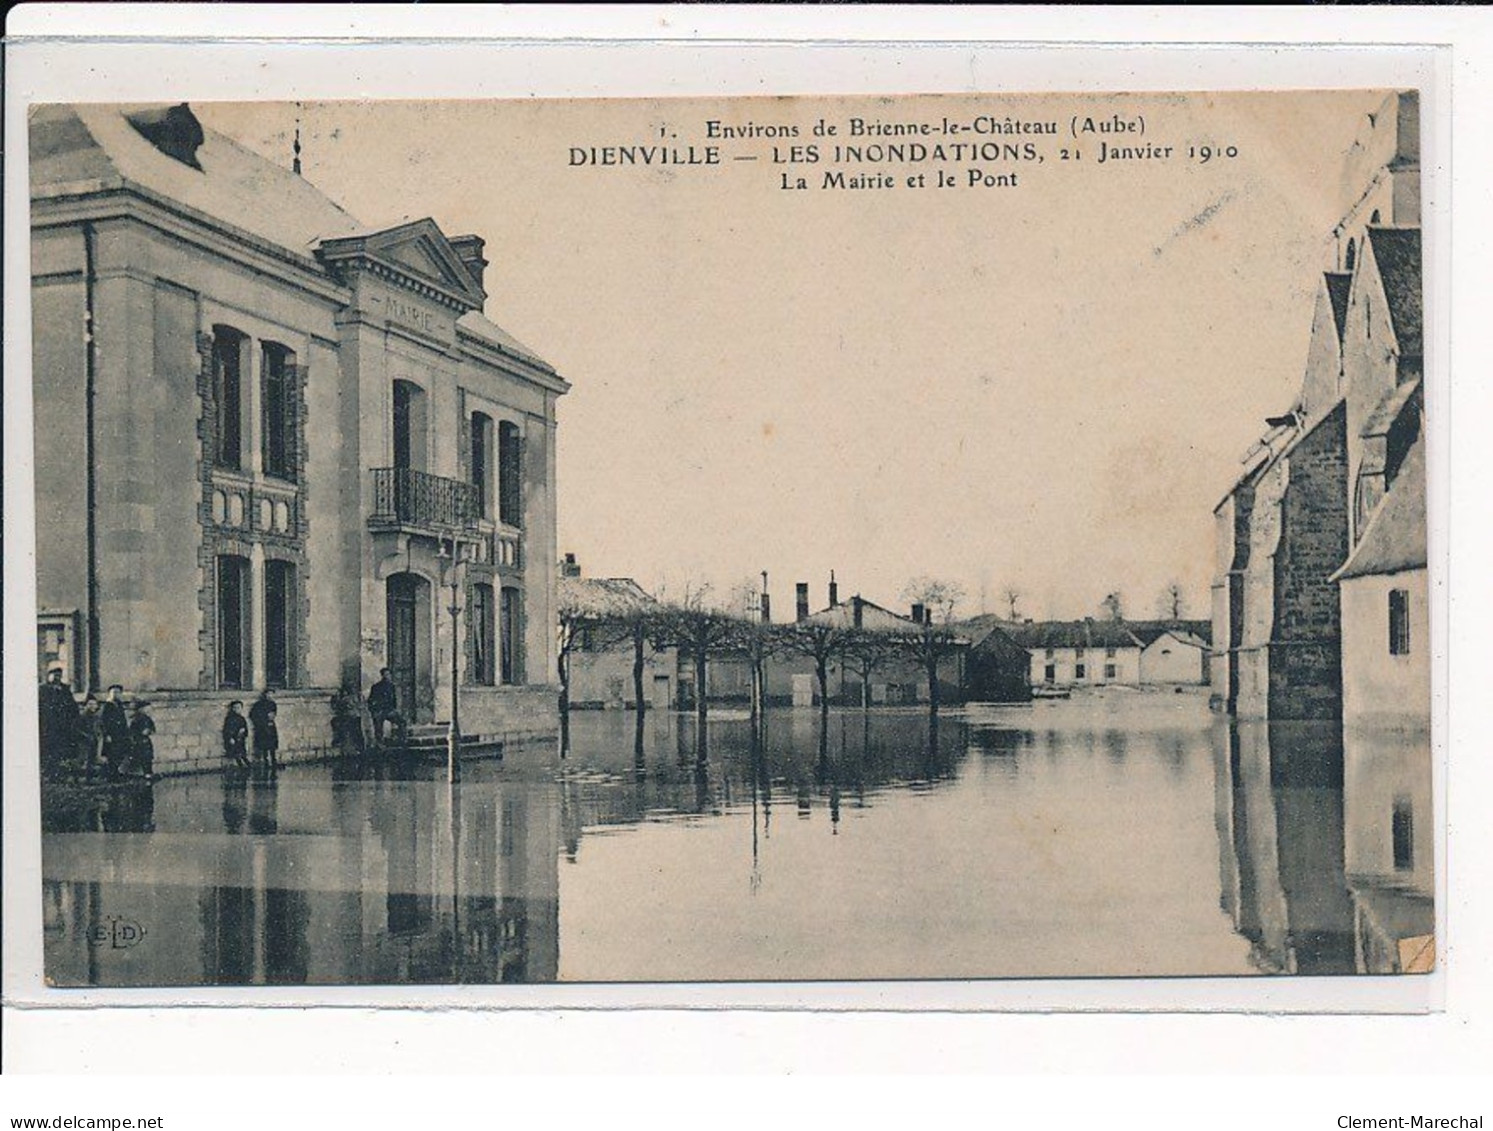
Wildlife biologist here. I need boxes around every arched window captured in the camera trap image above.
[217,554,251,688]
[470,412,493,519]
[498,420,522,527]
[1345,238,1357,272]
[212,326,247,470]
[1370,209,1382,224]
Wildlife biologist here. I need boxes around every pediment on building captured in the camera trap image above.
[316,217,485,312]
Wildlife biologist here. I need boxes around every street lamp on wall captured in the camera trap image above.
[437,535,471,784]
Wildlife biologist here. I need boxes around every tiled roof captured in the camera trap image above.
[1002,620,1143,650]
[1127,620,1213,647]
[1333,436,1427,581]
[1366,226,1423,360]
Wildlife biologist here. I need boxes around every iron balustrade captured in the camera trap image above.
[371,467,479,531]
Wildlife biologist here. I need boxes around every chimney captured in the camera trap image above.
[852,596,864,629]
[760,571,772,624]
[828,570,839,608]
[125,104,205,170]
[911,602,926,625]
[796,582,810,623]
[449,234,488,297]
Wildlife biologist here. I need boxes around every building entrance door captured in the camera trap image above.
[386,574,421,723]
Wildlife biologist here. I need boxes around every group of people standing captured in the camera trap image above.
[221,690,281,771]
[38,669,155,784]
[40,667,409,783]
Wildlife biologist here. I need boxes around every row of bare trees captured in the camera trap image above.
[557,578,968,736]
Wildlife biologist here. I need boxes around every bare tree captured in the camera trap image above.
[1101,591,1125,622]
[1156,581,1186,621]
[840,627,900,712]
[783,620,848,727]
[899,577,968,717]
[651,583,739,732]
[1001,586,1023,622]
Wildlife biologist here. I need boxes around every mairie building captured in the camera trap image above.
[30,103,569,770]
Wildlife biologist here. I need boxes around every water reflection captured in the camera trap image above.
[1210,719,1432,975]
[43,757,560,987]
[40,695,1434,985]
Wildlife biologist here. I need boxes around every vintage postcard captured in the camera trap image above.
[19,85,1434,992]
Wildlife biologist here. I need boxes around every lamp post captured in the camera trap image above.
[438,536,467,784]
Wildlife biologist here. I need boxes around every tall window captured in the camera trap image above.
[500,586,522,684]
[471,582,495,685]
[470,413,493,519]
[1075,663,1087,680]
[217,554,251,688]
[498,420,522,527]
[1389,589,1411,656]
[1104,664,1117,680]
[262,343,296,481]
[264,559,295,688]
[212,327,246,470]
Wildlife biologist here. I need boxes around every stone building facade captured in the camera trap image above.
[30,103,568,771]
[1211,90,1421,724]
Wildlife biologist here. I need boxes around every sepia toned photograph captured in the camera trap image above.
[24,87,1432,989]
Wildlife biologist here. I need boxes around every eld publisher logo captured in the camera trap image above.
[88,916,146,950]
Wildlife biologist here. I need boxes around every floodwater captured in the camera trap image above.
[38,691,1432,986]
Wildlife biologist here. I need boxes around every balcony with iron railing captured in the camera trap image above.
[370,467,479,534]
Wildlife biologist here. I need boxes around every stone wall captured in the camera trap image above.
[1269,403,1349,719]
[135,689,339,776]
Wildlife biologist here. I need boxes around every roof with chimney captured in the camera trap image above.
[802,596,921,633]
[557,576,659,620]
[31,104,365,256]
[30,102,557,375]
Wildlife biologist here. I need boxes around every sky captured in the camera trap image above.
[200,90,1386,623]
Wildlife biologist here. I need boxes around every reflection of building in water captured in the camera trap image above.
[1212,722,1355,974]
[1212,92,1421,724]
[30,103,568,771]
[1342,729,1434,973]
[42,767,560,986]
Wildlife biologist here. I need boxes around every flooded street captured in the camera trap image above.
[40,691,1430,986]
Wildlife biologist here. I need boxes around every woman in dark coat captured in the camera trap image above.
[249,689,280,769]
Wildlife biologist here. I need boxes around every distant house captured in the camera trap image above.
[1130,620,1212,686]
[958,618,1034,703]
[557,564,677,711]
[710,583,969,708]
[1005,620,1144,689]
